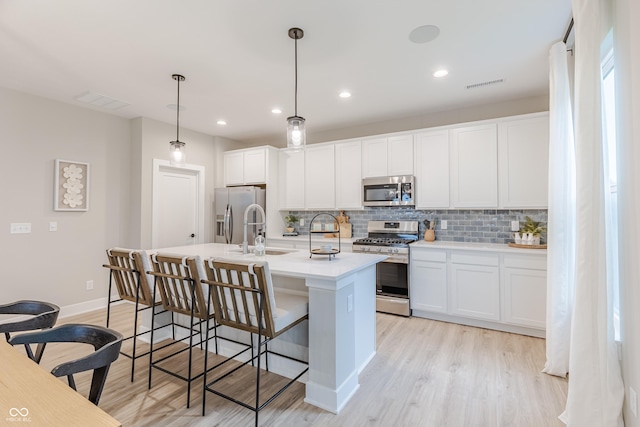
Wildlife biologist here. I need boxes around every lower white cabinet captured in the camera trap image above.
[450,253,500,321]
[502,254,547,329]
[410,245,546,337]
[410,250,447,313]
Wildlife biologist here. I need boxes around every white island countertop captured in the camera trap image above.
[150,242,385,414]
[151,243,386,283]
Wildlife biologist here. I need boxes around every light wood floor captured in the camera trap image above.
[21,304,567,427]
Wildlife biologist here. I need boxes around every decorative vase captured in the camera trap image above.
[285,227,294,233]
[424,229,435,242]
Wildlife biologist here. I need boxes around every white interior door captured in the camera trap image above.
[152,159,205,248]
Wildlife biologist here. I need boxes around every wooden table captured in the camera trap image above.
[0,340,121,426]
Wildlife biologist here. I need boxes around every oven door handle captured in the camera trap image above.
[379,257,408,264]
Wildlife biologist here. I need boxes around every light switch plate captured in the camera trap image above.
[49,221,58,232]
[10,223,31,234]
[299,218,305,226]
[441,220,447,230]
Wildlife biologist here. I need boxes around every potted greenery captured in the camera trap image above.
[518,216,547,245]
[284,214,299,233]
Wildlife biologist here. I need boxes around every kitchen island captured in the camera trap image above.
[151,243,386,414]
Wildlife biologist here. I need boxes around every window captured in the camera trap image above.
[601,39,620,340]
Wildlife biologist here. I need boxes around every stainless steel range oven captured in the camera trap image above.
[352,220,419,317]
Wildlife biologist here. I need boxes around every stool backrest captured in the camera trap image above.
[149,253,210,320]
[9,323,123,405]
[199,259,277,338]
[104,248,155,306]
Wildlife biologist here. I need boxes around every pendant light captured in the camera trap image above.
[169,74,186,166]
[286,27,305,151]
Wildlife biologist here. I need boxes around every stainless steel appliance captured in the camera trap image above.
[362,175,414,207]
[352,220,419,316]
[214,186,266,244]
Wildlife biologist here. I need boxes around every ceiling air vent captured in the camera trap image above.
[466,79,504,90]
[74,91,129,110]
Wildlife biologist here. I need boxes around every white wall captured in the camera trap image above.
[0,87,131,309]
[0,87,245,313]
[129,117,242,249]
[615,0,640,424]
[247,94,549,147]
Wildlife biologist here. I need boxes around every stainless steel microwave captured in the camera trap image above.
[362,176,415,207]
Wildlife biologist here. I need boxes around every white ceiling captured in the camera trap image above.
[0,0,572,146]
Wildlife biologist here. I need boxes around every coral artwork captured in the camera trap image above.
[54,160,90,211]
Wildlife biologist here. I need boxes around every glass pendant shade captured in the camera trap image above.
[169,140,186,166]
[169,74,186,166]
[287,115,306,150]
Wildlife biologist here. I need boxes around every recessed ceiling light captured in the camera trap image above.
[339,91,352,98]
[433,69,449,78]
[217,120,227,125]
[409,25,440,44]
[271,108,282,114]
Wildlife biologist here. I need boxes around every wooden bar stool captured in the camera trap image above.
[103,248,165,381]
[147,253,218,408]
[198,258,308,426]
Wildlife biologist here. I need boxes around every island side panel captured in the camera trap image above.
[304,273,359,414]
[354,265,377,372]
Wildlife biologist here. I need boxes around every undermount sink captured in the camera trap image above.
[229,247,294,256]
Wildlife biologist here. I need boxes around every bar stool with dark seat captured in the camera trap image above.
[103,248,164,381]
[0,300,60,363]
[198,258,309,427]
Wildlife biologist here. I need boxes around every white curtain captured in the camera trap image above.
[561,0,625,425]
[543,41,576,378]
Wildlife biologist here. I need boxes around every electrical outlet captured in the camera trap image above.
[10,223,31,234]
[630,387,638,417]
[86,280,94,291]
[441,220,447,230]
[299,218,305,226]
[49,221,58,232]
[511,221,520,232]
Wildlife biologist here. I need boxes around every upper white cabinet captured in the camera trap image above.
[498,114,550,208]
[451,124,498,208]
[335,140,363,209]
[304,144,335,209]
[278,149,305,210]
[362,135,413,178]
[414,129,450,209]
[224,146,272,186]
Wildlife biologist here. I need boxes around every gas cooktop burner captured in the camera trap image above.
[353,237,415,247]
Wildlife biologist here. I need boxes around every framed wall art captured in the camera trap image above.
[54,159,90,211]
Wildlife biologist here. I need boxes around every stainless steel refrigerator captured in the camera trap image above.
[214,186,266,244]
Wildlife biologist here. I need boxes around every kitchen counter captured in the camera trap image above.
[151,243,386,414]
[412,240,547,254]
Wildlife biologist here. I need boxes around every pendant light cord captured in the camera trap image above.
[176,77,181,141]
[294,35,298,117]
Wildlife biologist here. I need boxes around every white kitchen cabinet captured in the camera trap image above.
[335,140,363,209]
[450,253,500,321]
[361,135,413,178]
[451,124,498,208]
[305,144,335,209]
[498,114,550,208]
[502,254,546,329]
[414,129,450,208]
[410,248,447,313]
[278,149,305,210]
[224,146,269,186]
